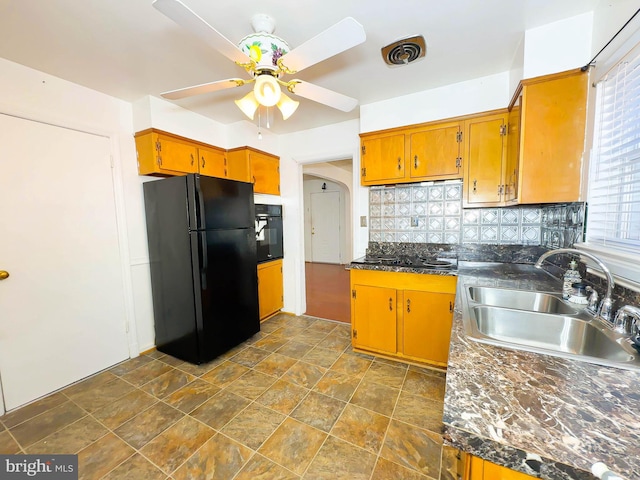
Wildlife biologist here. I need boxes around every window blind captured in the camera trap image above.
[586,41,640,250]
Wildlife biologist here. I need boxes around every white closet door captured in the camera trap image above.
[0,114,129,410]
[310,191,341,264]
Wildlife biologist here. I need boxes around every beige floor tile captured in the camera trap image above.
[281,361,326,389]
[330,403,390,454]
[234,453,300,480]
[141,369,195,399]
[330,353,373,377]
[139,416,215,475]
[114,402,183,449]
[173,357,225,376]
[62,372,119,398]
[258,417,327,475]
[200,361,250,388]
[172,433,252,480]
[403,370,446,401]
[191,390,250,430]
[380,420,443,478]
[291,329,329,346]
[303,435,377,479]
[0,392,67,428]
[307,321,338,334]
[102,453,167,480]
[290,391,346,432]
[350,380,400,416]
[393,391,444,433]
[221,403,285,450]
[440,445,460,480]
[371,457,429,480]
[0,430,22,454]
[313,371,361,402]
[120,361,174,387]
[252,335,289,352]
[363,362,408,389]
[255,379,308,415]
[10,401,85,448]
[156,353,185,367]
[277,341,315,359]
[77,433,135,480]
[253,353,298,377]
[230,346,272,367]
[316,333,351,352]
[109,355,154,376]
[69,377,136,413]
[92,389,157,429]
[301,346,342,368]
[27,416,108,454]
[162,379,220,414]
[225,370,276,400]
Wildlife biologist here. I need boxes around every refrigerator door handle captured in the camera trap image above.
[200,231,208,290]
[195,178,207,231]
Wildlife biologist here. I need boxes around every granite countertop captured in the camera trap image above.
[444,263,640,480]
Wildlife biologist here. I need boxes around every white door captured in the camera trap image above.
[310,191,341,264]
[0,114,129,410]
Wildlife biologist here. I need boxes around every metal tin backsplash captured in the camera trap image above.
[368,181,585,249]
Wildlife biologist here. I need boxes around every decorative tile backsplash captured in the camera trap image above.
[368,180,585,248]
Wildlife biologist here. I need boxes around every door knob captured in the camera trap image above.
[0,270,9,280]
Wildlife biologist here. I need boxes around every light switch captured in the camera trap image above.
[360,216,367,227]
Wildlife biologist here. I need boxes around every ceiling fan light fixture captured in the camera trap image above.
[276,92,299,120]
[234,91,259,119]
[253,74,281,107]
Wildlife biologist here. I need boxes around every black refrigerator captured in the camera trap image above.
[143,174,260,364]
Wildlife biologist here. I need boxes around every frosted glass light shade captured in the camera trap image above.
[277,93,299,120]
[234,91,259,119]
[253,75,281,107]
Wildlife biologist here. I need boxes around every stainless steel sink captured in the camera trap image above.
[462,285,640,371]
[467,286,579,315]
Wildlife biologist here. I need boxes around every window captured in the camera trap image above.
[579,38,640,289]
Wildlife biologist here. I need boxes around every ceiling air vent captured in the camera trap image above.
[381,35,426,66]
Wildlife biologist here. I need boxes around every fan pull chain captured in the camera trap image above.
[257,107,262,140]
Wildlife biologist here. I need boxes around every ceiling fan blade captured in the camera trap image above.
[152,0,250,65]
[161,78,246,100]
[289,81,358,112]
[279,17,366,74]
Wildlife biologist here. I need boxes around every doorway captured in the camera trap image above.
[302,168,352,323]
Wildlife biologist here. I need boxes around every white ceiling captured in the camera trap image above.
[0,0,604,134]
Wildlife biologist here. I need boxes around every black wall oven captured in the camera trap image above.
[255,204,283,263]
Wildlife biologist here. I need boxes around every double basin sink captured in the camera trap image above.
[461,285,640,371]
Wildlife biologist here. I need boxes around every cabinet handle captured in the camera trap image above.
[397,157,402,170]
[253,176,256,184]
[407,298,411,313]
[201,156,205,168]
[450,301,453,313]
[224,168,227,177]
[414,155,418,170]
[498,184,503,197]
[473,179,477,193]
[389,298,393,311]
[191,153,194,166]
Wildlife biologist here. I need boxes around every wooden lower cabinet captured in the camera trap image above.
[350,269,456,367]
[257,259,283,321]
[462,454,537,480]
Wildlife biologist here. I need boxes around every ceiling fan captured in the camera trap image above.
[152,0,366,121]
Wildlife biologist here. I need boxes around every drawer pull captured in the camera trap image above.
[397,157,402,170]
[449,301,453,313]
[414,155,418,170]
[407,299,411,313]
[201,156,205,168]
[389,298,393,311]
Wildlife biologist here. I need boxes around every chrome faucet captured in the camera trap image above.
[613,305,640,336]
[534,248,615,322]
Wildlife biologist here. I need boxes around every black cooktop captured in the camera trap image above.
[352,254,457,269]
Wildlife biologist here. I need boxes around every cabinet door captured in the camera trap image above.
[403,290,455,365]
[481,460,537,480]
[410,123,461,180]
[352,285,397,354]
[197,146,226,178]
[517,71,587,204]
[464,113,508,206]
[257,260,283,320]
[251,152,280,195]
[361,133,405,185]
[156,135,198,173]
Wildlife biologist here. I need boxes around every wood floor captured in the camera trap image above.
[304,262,351,324]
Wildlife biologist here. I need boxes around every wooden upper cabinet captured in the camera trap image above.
[227,147,280,195]
[409,122,462,180]
[360,133,405,185]
[197,145,227,178]
[135,129,198,176]
[510,68,588,204]
[463,112,509,207]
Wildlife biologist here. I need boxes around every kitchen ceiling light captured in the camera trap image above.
[276,92,299,120]
[253,74,281,107]
[234,91,260,120]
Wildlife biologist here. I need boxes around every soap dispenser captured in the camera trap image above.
[562,259,581,300]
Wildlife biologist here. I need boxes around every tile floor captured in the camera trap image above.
[0,314,457,480]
